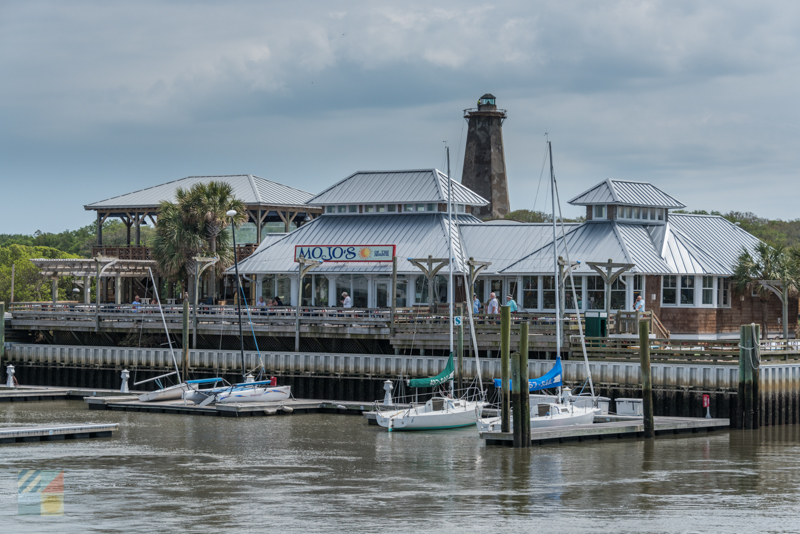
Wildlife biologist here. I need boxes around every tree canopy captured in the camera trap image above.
[0,244,82,305]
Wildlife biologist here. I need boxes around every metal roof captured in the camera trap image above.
[233,213,471,275]
[668,214,760,275]
[614,224,672,274]
[305,170,489,206]
[85,175,315,211]
[459,223,579,273]
[568,179,685,209]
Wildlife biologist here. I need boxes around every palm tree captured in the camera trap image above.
[151,182,246,303]
[184,182,246,302]
[732,242,798,338]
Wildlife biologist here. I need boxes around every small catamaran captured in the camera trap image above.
[375,147,486,431]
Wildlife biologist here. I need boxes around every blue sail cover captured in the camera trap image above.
[493,357,563,392]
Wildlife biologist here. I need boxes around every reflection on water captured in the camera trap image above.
[2,401,800,533]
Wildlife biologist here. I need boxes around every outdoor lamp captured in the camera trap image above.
[226,210,237,217]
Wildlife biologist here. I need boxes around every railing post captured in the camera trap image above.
[501,305,511,434]
[639,320,654,439]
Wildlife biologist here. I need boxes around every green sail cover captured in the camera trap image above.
[409,353,455,388]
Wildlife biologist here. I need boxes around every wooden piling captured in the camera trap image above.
[511,351,523,448]
[740,324,755,430]
[753,324,761,430]
[501,305,511,434]
[182,300,189,382]
[519,321,531,446]
[639,320,654,439]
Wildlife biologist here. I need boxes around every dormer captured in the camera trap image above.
[568,179,685,224]
[306,169,489,216]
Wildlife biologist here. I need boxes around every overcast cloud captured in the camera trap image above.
[1,1,798,233]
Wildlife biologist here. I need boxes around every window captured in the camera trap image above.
[507,279,518,304]
[404,204,414,212]
[702,276,714,305]
[662,275,677,305]
[276,275,291,304]
[564,276,583,310]
[522,276,538,309]
[681,276,695,305]
[416,204,426,212]
[427,203,436,212]
[376,205,385,213]
[632,275,643,303]
[657,209,664,221]
[587,276,605,310]
[718,278,731,307]
[542,276,556,309]
[394,277,408,308]
[611,278,626,310]
[473,278,485,306]
[364,205,374,213]
[337,205,346,213]
[348,205,357,213]
[625,207,632,219]
[415,276,428,304]
[457,204,465,213]
[593,205,606,219]
[326,206,335,213]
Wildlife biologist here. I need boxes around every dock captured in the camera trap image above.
[480,415,730,446]
[0,386,139,403]
[0,423,119,444]
[86,396,407,417]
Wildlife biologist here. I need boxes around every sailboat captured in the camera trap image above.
[182,376,291,406]
[375,147,485,431]
[477,140,602,433]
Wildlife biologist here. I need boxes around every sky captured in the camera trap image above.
[1,1,799,234]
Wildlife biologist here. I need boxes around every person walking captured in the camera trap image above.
[506,294,518,313]
[633,295,645,312]
[487,292,499,314]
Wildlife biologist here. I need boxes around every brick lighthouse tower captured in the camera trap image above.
[461,94,510,219]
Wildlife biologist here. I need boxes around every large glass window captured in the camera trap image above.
[587,276,605,310]
[473,279,485,307]
[633,275,643,303]
[718,277,731,308]
[680,275,695,305]
[507,279,518,304]
[352,275,368,307]
[490,279,503,302]
[522,276,538,309]
[314,275,328,306]
[543,276,556,309]
[336,277,351,306]
[414,276,429,305]
[261,274,275,300]
[301,275,313,306]
[564,276,582,310]
[702,276,714,305]
[662,275,677,305]
[433,275,448,305]
[395,277,408,308]
[611,278,626,310]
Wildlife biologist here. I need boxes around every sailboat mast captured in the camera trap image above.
[447,147,454,355]
[549,141,561,357]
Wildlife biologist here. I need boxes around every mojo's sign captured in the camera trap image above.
[294,245,396,262]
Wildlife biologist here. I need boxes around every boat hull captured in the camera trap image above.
[216,386,291,404]
[376,401,482,431]
[138,383,186,402]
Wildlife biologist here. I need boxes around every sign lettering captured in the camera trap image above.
[295,245,396,263]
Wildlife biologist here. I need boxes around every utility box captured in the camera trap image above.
[585,311,608,337]
[615,398,643,416]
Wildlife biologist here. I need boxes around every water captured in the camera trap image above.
[2,402,800,533]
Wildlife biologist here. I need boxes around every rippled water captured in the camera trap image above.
[2,401,800,533]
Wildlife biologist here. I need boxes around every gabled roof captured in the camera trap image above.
[85,175,315,211]
[305,170,489,206]
[568,179,685,209]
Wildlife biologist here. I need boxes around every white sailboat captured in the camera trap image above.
[375,147,485,431]
[478,140,602,433]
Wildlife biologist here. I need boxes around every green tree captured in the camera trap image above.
[731,242,799,338]
[0,245,82,305]
[150,182,246,303]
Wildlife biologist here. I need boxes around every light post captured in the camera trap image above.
[227,209,246,379]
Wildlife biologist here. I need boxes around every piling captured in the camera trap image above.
[639,320,654,439]
[511,352,525,447]
[500,305,511,434]
[753,324,761,429]
[519,321,531,446]
[182,299,189,382]
[738,323,760,430]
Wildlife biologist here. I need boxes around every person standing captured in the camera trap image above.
[506,294,518,313]
[131,295,141,313]
[487,292,499,314]
[341,292,352,308]
[473,294,481,315]
[633,295,645,312]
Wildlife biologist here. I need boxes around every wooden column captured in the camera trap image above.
[96,212,103,246]
[501,305,511,434]
[84,275,91,304]
[639,320,654,439]
[51,278,58,304]
[520,321,531,445]
[115,274,122,305]
[135,213,141,246]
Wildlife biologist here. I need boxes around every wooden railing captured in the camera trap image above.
[90,244,260,261]
[575,337,800,362]
[610,310,670,338]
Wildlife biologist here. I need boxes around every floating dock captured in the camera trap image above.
[480,415,730,446]
[86,396,407,417]
[0,423,119,444]
[0,386,139,402]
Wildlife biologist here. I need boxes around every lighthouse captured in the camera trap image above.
[460,94,511,219]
